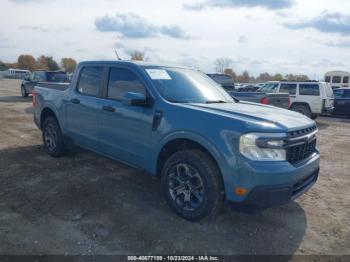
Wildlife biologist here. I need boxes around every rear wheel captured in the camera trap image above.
[161,149,224,221]
[42,117,66,157]
[291,104,312,118]
[21,86,28,97]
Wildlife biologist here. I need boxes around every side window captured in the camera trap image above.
[333,89,344,98]
[77,66,103,96]
[343,76,349,83]
[107,68,146,100]
[332,76,341,83]
[279,83,296,95]
[325,76,331,83]
[30,73,36,81]
[299,84,320,96]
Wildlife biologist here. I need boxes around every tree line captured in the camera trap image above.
[0,54,77,73]
[0,53,310,82]
[214,57,310,83]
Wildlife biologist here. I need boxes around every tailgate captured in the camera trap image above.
[266,93,289,109]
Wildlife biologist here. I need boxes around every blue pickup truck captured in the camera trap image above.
[33,61,320,221]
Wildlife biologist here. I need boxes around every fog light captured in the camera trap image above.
[235,187,247,196]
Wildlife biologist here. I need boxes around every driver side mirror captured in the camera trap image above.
[122,92,150,107]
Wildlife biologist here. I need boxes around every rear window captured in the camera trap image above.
[258,83,279,93]
[332,76,341,83]
[333,89,344,98]
[325,76,331,83]
[77,66,103,96]
[46,72,68,82]
[279,83,296,95]
[343,76,349,83]
[299,84,320,96]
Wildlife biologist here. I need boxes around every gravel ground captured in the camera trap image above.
[0,79,349,256]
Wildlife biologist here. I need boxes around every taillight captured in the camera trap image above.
[32,91,37,106]
[288,96,291,108]
[260,97,269,104]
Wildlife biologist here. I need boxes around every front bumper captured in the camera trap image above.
[231,168,319,210]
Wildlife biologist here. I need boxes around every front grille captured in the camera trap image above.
[287,137,317,164]
[286,125,317,164]
[287,125,317,138]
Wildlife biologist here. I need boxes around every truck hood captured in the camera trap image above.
[185,101,314,130]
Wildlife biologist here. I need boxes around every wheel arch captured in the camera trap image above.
[40,107,60,130]
[290,102,312,112]
[155,135,224,180]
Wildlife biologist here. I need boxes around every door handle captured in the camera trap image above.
[102,105,115,112]
[71,98,80,104]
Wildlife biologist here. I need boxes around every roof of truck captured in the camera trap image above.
[79,60,191,69]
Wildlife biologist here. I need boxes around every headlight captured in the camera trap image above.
[239,133,286,161]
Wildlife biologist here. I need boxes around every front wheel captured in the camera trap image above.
[42,117,66,157]
[161,149,224,221]
[21,86,28,97]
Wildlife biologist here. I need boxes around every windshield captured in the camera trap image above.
[144,67,234,104]
[46,72,68,82]
[258,83,279,93]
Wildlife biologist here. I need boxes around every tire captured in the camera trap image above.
[291,104,312,118]
[21,85,28,97]
[161,149,224,221]
[311,114,318,120]
[42,116,66,157]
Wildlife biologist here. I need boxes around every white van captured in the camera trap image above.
[325,71,350,89]
[261,81,334,119]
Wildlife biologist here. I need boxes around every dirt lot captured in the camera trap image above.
[0,79,349,256]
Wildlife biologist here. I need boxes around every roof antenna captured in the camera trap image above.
[114,48,122,60]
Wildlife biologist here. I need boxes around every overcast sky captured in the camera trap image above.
[1,0,350,78]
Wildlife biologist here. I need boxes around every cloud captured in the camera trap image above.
[238,35,247,43]
[95,13,190,39]
[9,0,43,3]
[160,25,189,39]
[19,25,49,32]
[325,39,350,48]
[285,12,350,35]
[184,0,295,11]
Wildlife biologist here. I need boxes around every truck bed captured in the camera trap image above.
[35,82,70,91]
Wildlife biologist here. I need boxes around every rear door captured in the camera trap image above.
[65,66,106,150]
[98,66,154,169]
[297,83,322,114]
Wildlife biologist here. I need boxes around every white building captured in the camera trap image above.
[324,71,350,89]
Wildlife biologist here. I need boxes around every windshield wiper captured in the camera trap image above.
[205,100,228,104]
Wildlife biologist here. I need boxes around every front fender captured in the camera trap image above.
[151,130,225,176]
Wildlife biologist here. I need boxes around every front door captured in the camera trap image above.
[65,66,105,150]
[98,67,154,169]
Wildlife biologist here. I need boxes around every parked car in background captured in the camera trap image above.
[206,73,235,91]
[236,84,260,92]
[333,88,350,116]
[21,71,68,97]
[260,81,334,119]
[33,61,320,221]
[325,71,350,89]
[207,75,289,109]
